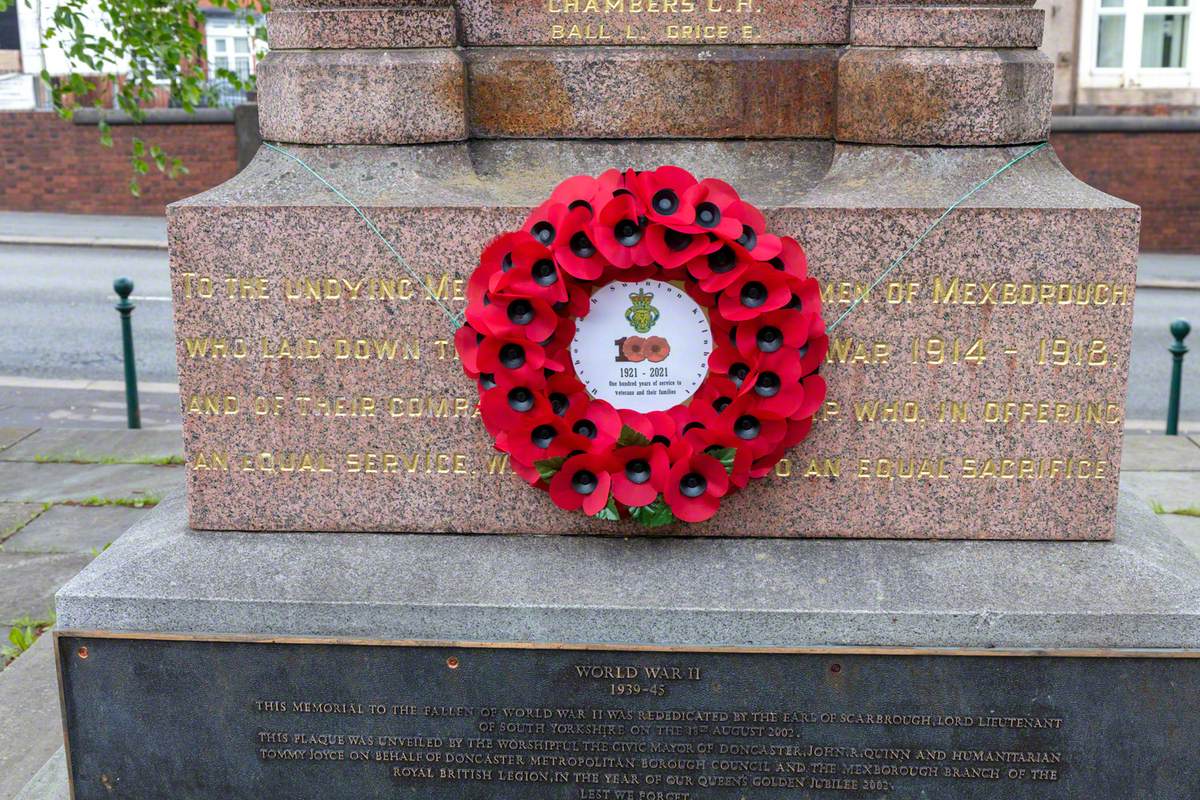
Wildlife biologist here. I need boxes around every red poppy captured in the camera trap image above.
[592,194,654,269]
[707,395,787,461]
[610,444,670,507]
[522,201,575,250]
[469,232,550,308]
[644,223,719,270]
[455,325,484,377]
[479,384,549,439]
[772,236,808,278]
[678,427,753,489]
[795,374,827,419]
[676,179,744,241]
[726,200,782,263]
[508,412,593,467]
[546,370,590,418]
[707,343,758,391]
[685,241,750,293]
[466,293,559,343]
[474,337,552,392]
[617,408,678,445]
[734,309,812,360]
[564,399,622,452]
[740,349,806,419]
[690,374,742,428]
[552,204,607,281]
[632,166,699,227]
[664,452,730,523]
[494,247,570,305]
[548,174,601,208]
[565,282,593,319]
[799,316,829,375]
[549,454,614,515]
[718,266,793,322]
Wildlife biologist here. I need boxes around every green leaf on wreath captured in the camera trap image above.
[592,496,621,522]
[630,498,678,528]
[616,425,652,448]
[708,446,737,475]
[534,456,566,483]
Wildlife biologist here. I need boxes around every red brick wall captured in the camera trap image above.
[0,110,238,215]
[1052,130,1200,253]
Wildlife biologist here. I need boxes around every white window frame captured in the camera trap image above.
[204,15,260,82]
[1080,0,1198,88]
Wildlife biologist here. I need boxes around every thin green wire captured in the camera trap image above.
[827,141,1049,332]
[265,139,1049,336]
[263,141,464,330]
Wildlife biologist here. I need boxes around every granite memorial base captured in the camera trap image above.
[169,0,1140,541]
[54,491,1200,799]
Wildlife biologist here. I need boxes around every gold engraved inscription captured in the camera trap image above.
[821,279,1132,308]
[545,0,763,43]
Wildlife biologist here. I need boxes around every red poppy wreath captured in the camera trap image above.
[455,167,828,527]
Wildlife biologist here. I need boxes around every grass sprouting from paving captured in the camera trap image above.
[1149,500,1200,518]
[32,451,184,466]
[0,502,49,541]
[70,494,162,509]
[1,612,55,668]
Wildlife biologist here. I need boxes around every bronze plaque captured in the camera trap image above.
[58,634,1199,799]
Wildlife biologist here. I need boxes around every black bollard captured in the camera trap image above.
[114,277,141,430]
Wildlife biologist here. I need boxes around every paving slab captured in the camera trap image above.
[0,637,66,800]
[0,552,92,625]
[0,386,181,432]
[1121,434,1200,471]
[4,505,149,554]
[0,427,37,452]
[12,748,68,800]
[0,428,183,464]
[1161,513,1200,561]
[0,462,182,504]
[0,503,45,541]
[1119,470,1200,510]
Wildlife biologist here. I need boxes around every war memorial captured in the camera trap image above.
[49,0,1200,797]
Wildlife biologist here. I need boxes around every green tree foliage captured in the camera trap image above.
[0,0,268,194]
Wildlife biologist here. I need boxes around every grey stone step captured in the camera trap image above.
[0,637,63,800]
[12,748,68,800]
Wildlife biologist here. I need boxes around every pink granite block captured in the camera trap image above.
[837,48,1053,146]
[257,49,467,144]
[167,142,1137,539]
[467,46,838,139]
[267,7,458,49]
[851,6,1045,48]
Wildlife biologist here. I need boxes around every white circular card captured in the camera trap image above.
[570,280,713,414]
